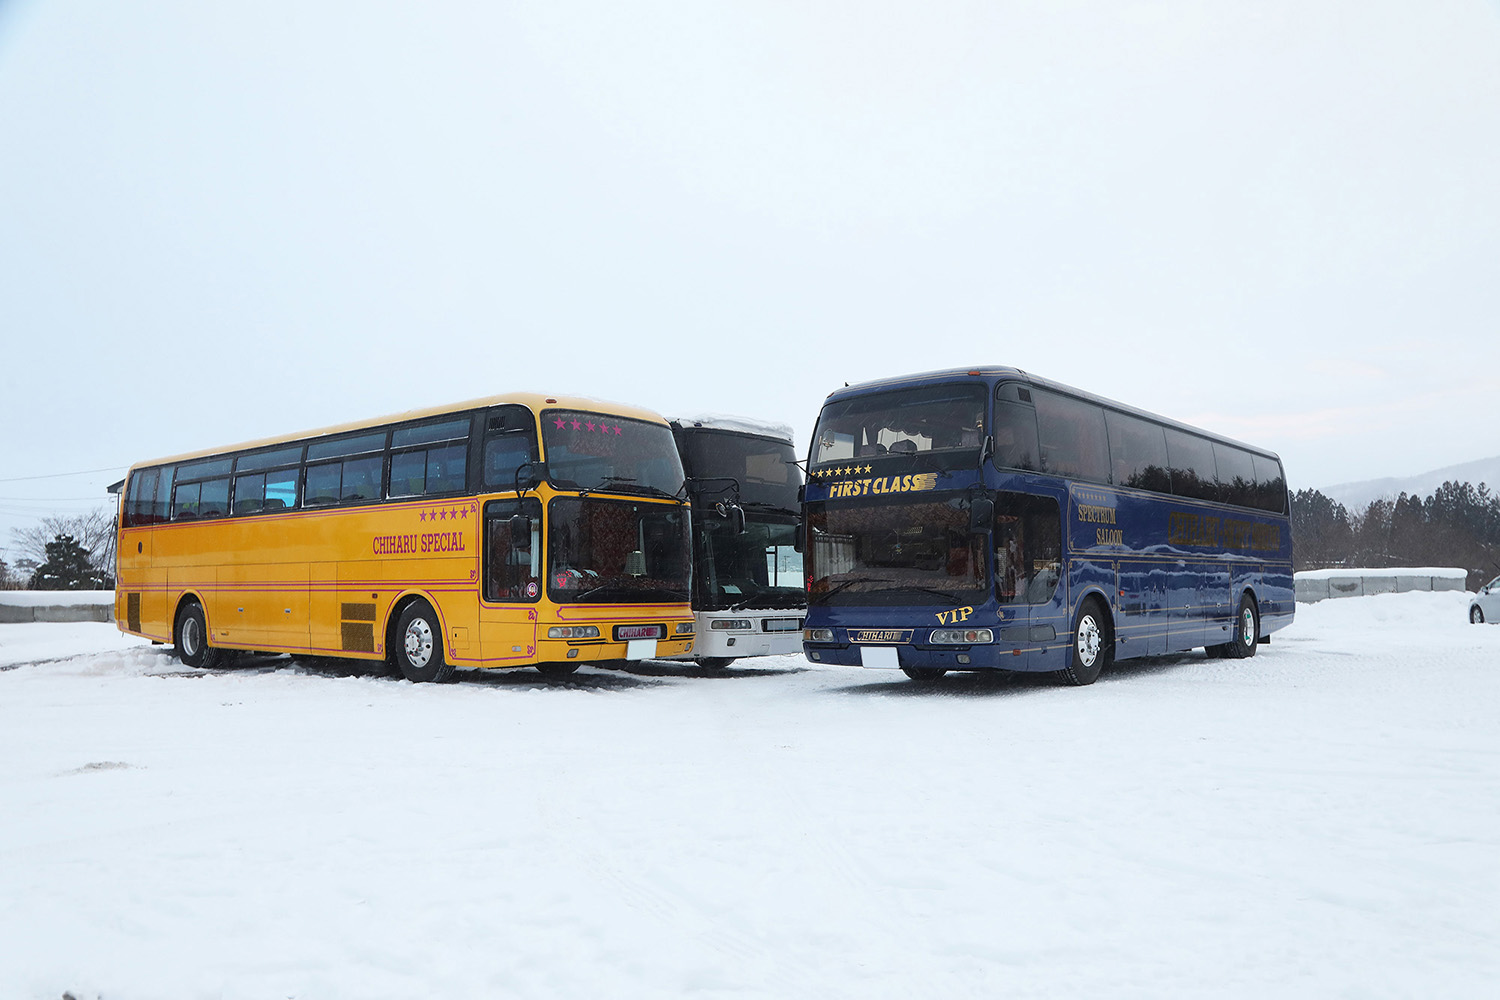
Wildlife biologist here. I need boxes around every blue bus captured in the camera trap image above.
[800,367,1293,684]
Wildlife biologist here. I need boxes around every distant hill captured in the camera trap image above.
[1322,456,1500,511]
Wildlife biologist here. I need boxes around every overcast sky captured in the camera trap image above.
[2,1,1498,554]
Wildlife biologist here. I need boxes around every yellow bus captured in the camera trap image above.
[115,393,695,682]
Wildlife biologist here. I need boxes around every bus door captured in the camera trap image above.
[994,492,1065,666]
[480,498,542,664]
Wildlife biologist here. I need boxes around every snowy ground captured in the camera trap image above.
[2,592,1497,1000]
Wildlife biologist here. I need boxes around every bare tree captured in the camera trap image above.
[8,507,118,580]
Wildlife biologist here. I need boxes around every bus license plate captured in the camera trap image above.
[626,638,657,660]
[859,645,900,669]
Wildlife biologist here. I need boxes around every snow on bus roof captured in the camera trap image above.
[670,414,796,442]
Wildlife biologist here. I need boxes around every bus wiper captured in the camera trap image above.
[581,476,680,501]
[879,584,972,602]
[814,577,895,601]
[738,501,799,516]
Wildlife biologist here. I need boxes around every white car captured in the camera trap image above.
[1471,576,1500,624]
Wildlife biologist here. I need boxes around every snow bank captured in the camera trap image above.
[1,592,1496,999]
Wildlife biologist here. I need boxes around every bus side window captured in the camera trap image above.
[482,407,539,490]
[993,399,1040,471]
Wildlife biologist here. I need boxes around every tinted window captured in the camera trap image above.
[542,413,685,497]
[481,407,540,490]
[811,383,987,466]
[484,497,543,602]
[1252,454,1287,513]
[173,477,229,520]
[1214,444,1257,509]
[124,467,164,527]
[390,442,466,497]
[234,469,299,514]
[307,432,386,461]
[304,456,382,506]
[177,457,232,481]
[393,418,469,449]
[1164,429,1219,502]
[994,492,1062,606]
[236,446,303,473]
[1104,410,1171,493]
[1034,390,1109,484]
[993,383,1041,472]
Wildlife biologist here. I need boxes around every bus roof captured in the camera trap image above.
[127,391,672,472]
[822,366,1282,462]
[670,414,796,443]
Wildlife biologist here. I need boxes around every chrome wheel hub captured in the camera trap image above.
[182,617,200,657]
[1077,615,1102,667]
[404,618,434,668]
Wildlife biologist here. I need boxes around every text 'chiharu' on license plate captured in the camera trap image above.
[849,629,913,643]
[617,625,663,640]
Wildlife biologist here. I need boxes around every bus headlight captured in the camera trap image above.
[805,628,835,643]
[674,622,695,635]
[548,626,600,640]
[710,619,752,631]
[930,628,993,644]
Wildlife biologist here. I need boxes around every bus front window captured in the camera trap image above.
[810,384,987,468]
[806,497,987,606]
[547,497,691,604]
[542,412,685,498]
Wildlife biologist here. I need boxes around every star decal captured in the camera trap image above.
[419,510,428,522]
[613,425,623,435]
[439,509,448,520]
[571,420,582,431]
[554,417,566,429]
[586,422,596,433]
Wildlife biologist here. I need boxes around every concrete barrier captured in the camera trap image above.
[1295,568,1468,603]
[0,591,115,623]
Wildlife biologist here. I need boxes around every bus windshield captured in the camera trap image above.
[810,383,987,469]
[548,497,691,604]
[807,496,987,606]
[543,412,685,498]
[695,515,804,611]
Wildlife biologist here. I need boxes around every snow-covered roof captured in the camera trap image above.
[670,413,796,442]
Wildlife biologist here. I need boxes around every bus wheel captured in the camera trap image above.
[536,662,580,678]
[174,601,219,669]
[392,600,455,683]
[901,667,947,682]
[1223,596,1259,659]
[696,657,735,669]
[1059,599,1111,686]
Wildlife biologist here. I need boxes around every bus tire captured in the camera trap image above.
[901,667,947,682]
[536,661,580,678]
[696,657,735,669]
[1059,598,1111,686]
[391,600,455,683]
[174,600,219,669]
[1223,595,1259,659]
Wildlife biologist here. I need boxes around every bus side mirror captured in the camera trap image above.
[514,462,538,490]
[509,514,532,546]
[969,496,994,534]
[717,501,747,535]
